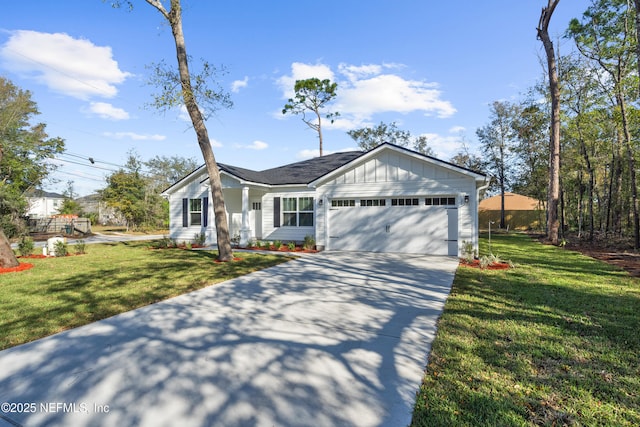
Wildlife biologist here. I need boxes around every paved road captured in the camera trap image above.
[0,252,458,427]
[11,233,166,250]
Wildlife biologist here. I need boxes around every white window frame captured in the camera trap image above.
[190,198,202,225]
[282,197,314,227]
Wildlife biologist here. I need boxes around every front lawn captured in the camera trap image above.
[0,241,291,350]
[412,233,640,426]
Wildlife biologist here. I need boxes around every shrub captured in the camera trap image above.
[303,235,315,250]
[461,240,477,263]
[287,242,296,251]
[53,240,68,257]
[74,239,86,255]
[273,240,282,249]
[193,232,206,247]
[155,236,172,249]
[17,236,35,257]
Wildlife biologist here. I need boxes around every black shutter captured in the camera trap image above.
[202,197,209,227]
[273,197,280,227]
[182,198,189,227]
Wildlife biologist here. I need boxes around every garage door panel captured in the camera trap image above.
[328,202,456,255]
[389,207,448,254]
[329,207,386,251]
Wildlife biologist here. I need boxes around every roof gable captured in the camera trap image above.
[162,143,488,195]
[309,143,487,187]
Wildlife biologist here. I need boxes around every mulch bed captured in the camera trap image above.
[567,246,640,277]
[243,245,318,253]
[536,233,640,277]
[459,259,511,270]
[0,263,34,274]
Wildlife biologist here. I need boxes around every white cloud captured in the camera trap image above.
[88,102,129,120]
[231,76,249,93]
[0,30,131,100]
[248,140,268,150]
[235,140,269,150]
[276,62,335,99]
[420,132,465,160]
[209,138,224,148]
[338,63,382,82]
[338,74,456,119]
[103,132,166,141]
[276,61,456,126]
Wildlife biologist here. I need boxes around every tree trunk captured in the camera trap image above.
[0,139,20,268]
[538,0,561,245]
[634,0,640,97]
[149,0,233,261]
[616,90,640,248]
[0,229,19,268]
[315,110,324,156]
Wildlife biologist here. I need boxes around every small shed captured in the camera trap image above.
[479,192,544,230]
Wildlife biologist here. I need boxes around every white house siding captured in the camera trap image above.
[261,187,316,243]
[27,197,63,218]
[314,150,479,256]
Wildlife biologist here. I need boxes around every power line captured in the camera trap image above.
[55,157,119,172]
[54,170,106,183]
[63,151,124,168]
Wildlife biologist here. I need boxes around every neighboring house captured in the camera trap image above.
[25,190,65,218]
[162,143,489,256]
[76,193,124,225]
[479,192,544,231]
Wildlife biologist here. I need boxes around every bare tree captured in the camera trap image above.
[282,78,338,156]
[114,0,234,260]
[537,0,561,245]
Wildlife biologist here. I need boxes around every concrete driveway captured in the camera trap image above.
[0,252,458,427]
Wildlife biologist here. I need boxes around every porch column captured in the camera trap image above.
[240,186,251,246]
[206,188,216,246]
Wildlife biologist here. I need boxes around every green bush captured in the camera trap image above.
[287,242,296,251]
[193,232,206,246]
[461,240,477,263]
[17,236,35,257]
[53,240,68,257]
[74,239,86,255]
[303,235,315,250]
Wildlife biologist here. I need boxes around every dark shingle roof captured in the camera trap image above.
[218,151,363,185]
[26,189,66,199]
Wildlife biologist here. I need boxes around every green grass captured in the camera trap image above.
[411,233,640,427]
[0,241,291,350]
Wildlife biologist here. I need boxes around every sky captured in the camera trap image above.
[1,0,592,197]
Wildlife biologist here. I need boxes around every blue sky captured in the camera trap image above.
[1,0,591,196]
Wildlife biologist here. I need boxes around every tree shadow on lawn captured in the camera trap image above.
[426,265,640,426]
[0,248,288,350]
[0,251,458,427]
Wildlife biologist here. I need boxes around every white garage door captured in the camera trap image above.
[328,197,458,255]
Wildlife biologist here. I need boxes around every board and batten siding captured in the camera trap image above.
[314,150,479,255]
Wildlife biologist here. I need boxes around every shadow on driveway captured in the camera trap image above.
[0,251,458,427]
